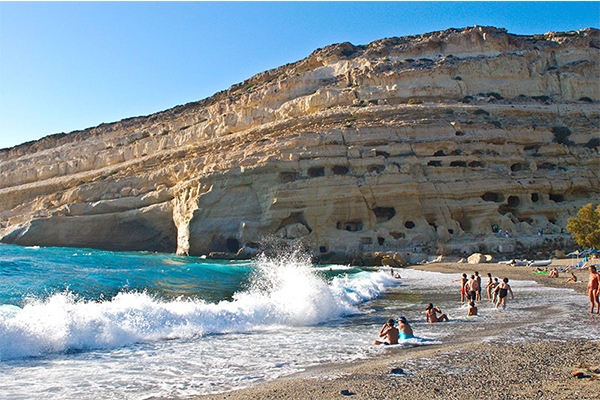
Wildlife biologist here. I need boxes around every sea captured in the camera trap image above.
[1,243,598,399]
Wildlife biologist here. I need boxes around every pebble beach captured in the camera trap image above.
[198,259,600,400]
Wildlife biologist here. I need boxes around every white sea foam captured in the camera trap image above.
[0,252,398,361]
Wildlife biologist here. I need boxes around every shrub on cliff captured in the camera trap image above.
[566,203,600,250]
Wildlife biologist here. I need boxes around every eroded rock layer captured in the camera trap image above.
[1,27,599,261]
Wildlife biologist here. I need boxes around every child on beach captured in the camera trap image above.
[374,318,399,345]
[467,300,478,316]
[426,303,449,322]
[495,278,514,310]
[587,265,599,314]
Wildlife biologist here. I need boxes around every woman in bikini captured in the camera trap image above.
[495,277,514,310]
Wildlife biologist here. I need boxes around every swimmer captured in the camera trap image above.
[425,303,449,322]
[374,318,399,345]
[467,300,478,316]
[397,316,414,339]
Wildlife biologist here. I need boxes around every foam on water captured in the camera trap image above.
[0,250,398,361]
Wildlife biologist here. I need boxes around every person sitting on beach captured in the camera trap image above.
[563,270,577,283]
[549,268,559,278]
[397,316,414,339]
[495,278,514,310]
[426,303,449,322]
[374,318,399,345]
[587,265,599,314]
[467,300,478,316]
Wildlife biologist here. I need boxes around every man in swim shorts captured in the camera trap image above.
[374,318,399,345]
[453,273,468,303]
[397,316,414,339]
[587,265,599,314]
[425,303,449,322]
[465,274,480,302]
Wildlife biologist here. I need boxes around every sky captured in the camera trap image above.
[0,2,598,150]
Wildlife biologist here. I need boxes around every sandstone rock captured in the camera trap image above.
[0,27,597,261]
[468,253,486,264]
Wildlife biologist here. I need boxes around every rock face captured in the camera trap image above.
[1,27,599,261]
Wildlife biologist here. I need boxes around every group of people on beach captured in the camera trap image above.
[455,271,514,311]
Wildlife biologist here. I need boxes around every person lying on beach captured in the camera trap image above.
[495,278,514,310]
[563,271,577,283]
[426,303,449,322]
[587,265,599,314]
[374,318,399,345]
[467,300,478,316]
[397,316,414,339]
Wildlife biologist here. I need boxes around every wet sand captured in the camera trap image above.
[197,259,599,400]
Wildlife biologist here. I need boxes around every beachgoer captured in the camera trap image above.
[453,273,468,303]
[465,274,480,302]
[467,300,478,316]
[397,316,414,339]
[549,267,559,278]
[495,277,514,310]
[475,271,482,301]
[491,277,500,303]
[486,272,494,300]
[563,270,577,283]
[374,318,399,345]
[426,303,449,322]
[587,265,600,314]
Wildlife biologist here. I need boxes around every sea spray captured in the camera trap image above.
[0,247,399,360]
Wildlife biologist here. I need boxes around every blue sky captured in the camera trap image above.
[0,2,598,150]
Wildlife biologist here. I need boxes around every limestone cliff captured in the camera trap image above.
[1,26,599,262]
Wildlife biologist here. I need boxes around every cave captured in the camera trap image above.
[308,167,325,177]
[428,160,442,167]
[226,237,240,253]
[507,195,520,208]
[319,246,328,253]
[332,165,349,175]
[531,193,539,202]
[368,165,385,174]
[481,192,504,202]
[433,150,446,156]
[549,193,565,202]
[390,231,405,239]
[404,220,415,229]
[377,237,385,246]
[337,221,363,231]
[450,160,467,167]
[279,171,298,183]
[510,163,526,172]
[373,207,396,222]
[468,161,484,168]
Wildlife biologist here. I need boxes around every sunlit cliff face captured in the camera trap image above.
[1,26,598,261]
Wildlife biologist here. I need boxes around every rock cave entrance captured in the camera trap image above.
[373,207,396,223]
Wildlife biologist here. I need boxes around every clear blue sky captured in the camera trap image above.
[0,2,598,149]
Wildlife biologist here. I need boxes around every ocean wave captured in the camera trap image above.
[0,253,399,360]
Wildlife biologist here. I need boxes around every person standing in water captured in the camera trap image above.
[485,272,494,300]
[495,277,514,310]
[465,274,480,303]
[587,265,599,314]
[374,318,399,345]
[475,271,482,301]
[453,273,468,303]
[426,303,449,322]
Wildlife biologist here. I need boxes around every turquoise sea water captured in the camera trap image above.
[0,243,598,399]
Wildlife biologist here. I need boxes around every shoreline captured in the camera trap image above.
[196,259,599,400]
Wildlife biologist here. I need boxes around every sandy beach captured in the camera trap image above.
[197,259,600,400]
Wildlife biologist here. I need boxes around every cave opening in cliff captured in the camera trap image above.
[373,207,396,222]
[377,237,385,246]
[404,221,415,229]
[332,165,349,175]
[308,167,325,178]
[507,196,520,208]
[481,192,504,202]
[427,160,442,167]
[337,221,363,232]
[279,171,298,183]
[531,193,539,202]
[549,193,565,202]
[226,238,240,253]
[450,161,467,167]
